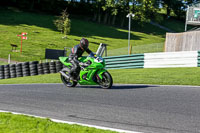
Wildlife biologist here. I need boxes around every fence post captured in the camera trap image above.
[8,54,11,64]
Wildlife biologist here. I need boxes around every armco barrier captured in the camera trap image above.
[144,51,198,68]
[104,51,200,69]
[104,54,144,69]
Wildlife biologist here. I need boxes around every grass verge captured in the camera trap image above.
[0,67,200,86]
[0,112,117,133]
[0,61,7,65]
[110,67,200,86]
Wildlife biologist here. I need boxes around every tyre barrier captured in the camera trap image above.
[43,62,50,74]
[16,63,23,77]
[10,64,16,78]
[4,65,10,79]
[37,63,44,75]
[0,61,63,80]
[55,61,63,72]
[29,61,39,76]
[49,62,56,73]
[0,65,4,79]
[22,62,30,77]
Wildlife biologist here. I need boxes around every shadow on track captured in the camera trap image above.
[111,85,158,90]
[73,84,158,90]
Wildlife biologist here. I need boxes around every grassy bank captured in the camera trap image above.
[0,8,165,62]
[0,112,117,133]
[0,67,200,86]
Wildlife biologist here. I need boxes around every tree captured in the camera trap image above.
[63,17,71,35]
[184,0,200,5]
[54,9,71,35]
[160,0,184,17]
[102,0,118,24]
[92,0,105,23]
[118,0,131,27]
[128,0,160,23]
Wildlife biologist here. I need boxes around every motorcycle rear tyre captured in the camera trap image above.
[61,74,77,87]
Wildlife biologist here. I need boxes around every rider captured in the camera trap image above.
[61,38,94,81]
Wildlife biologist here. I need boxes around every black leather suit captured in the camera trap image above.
[68,44,93,79]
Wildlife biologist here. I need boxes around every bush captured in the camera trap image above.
[64,18,71,35]
[54,9,71,35]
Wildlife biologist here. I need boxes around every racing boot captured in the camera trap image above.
[69,72,78,82]
[59,71,70,79]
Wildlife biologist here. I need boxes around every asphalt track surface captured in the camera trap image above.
[0,84,200,133]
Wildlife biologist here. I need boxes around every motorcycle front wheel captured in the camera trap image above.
[99,72,113,89]
[60,74,77,87]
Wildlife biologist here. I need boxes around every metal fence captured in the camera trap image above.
[106,43,164,57]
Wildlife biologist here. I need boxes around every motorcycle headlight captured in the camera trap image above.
[95,57,103,63]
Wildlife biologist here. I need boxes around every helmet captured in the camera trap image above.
[80,38,89,50]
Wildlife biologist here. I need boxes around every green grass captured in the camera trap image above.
[0,7,165,62]
[160,17,195,33]
[0,112,117,133]
[155,9,194,33]
[0,67,200,86]
[156,8,186,32]
[160,18,186,32]
[0,73,62,84]
[110,67,200,86]
[107,43,164,56]
[0,61,8,65]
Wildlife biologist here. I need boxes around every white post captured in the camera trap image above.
[185,6,189,31]
[128,16,131,54]
[126,13,135,55]
[96,43,103,56]
[8,54,11,64]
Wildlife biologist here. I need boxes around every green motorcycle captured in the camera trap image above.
[59,55,113,89]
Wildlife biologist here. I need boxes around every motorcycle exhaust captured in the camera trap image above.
[59,71,70,79]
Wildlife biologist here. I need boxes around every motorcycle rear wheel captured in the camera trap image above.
[99,72,113,89]
[60,74,77,87]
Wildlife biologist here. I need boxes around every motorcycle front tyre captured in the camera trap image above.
[60,74,77,87]
[99,72,113,89]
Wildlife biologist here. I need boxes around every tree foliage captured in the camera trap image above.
[2,0,198,27]
[54,9,71,35]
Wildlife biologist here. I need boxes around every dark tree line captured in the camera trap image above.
[1,0,200,27]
